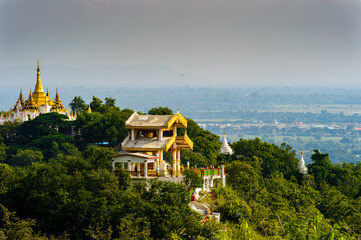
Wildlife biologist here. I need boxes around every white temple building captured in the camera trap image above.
[219,132,233,155]
[298,151,308,174]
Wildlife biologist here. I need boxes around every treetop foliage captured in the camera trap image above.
[0,99,360,239]
[148,106,173,115]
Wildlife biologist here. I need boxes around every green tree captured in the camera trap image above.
[82,145,116,170]
[74,108,133,148]
[307,150,335,186]
[0,204,66,240]
[9,149,44,166]
[0,121,22,144]
[17,112,70,144]
[27,134,76,160]
[181,150,209,167]
[0,142,7,163]
[186,119,221,165]
[104,97,116,107]
[69,96,87,113]
[226,160,262,197]
[232,138,299,178]
[148,107,173,115]
[182,168,203,191]
[0,163,13,193]
[89,96,103,113]
[4,162,121,238]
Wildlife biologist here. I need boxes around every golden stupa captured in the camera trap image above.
[0,60,75,124]
[32,60,53,107]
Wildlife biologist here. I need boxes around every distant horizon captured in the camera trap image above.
[1,63,361,89]
[2,85,361,116]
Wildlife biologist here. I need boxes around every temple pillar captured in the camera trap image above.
[221,163,226,187]
[158,151,163,176]
[131,129,135,141]
[210,177,214,188]
[155,152,160,175]
[174,126,177,136]
[137,163,141,177]
[144,160,148,178]
[172,149,177,177]
[176,149,181,176]
[122,162,125,169]
[128,160,131,172]
[159,129,163,140]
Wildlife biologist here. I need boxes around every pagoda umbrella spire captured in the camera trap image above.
[34,59,44,93]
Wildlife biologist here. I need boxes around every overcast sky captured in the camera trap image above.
[1,0,361,88]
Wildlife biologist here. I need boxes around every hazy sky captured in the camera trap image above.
[1,0,361,88]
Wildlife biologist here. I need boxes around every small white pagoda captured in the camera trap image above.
[298,151,308,174]
[219,132,233,155]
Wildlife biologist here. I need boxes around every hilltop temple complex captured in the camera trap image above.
[0,61,76,124]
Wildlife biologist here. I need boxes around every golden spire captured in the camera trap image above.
[34,59,44,93]
[14,88,25,110]
[46,88,49,96]
[50,88,65,113]
[87,104,92,113]
[19,88,24,103]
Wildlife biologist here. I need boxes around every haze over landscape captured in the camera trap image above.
[2,0,361,165]
[3,1,361,239]
[1,0,361,89]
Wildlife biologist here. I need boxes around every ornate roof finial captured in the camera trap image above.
[46,88,49,96]
[87,104,92,113]
[34,59,44,93]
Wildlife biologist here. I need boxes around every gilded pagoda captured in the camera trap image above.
[0,60,76,124]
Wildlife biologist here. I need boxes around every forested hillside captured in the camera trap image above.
[0,98,360,239]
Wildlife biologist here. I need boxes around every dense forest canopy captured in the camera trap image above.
[0,98,360,239]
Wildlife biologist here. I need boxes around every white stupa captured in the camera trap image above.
[298,151,308,174]
[219,132,233,155]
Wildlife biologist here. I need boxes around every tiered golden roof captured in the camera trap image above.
[51,88,65,113]
[23,89,38,111]
[13,88,25,110]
